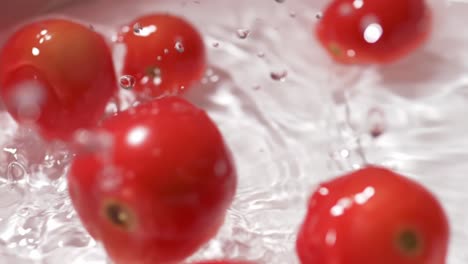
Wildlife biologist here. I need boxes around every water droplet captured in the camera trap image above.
[236,29,250,39]
[164,49,169,54]
[17,207,31,217]
[145,67,162,86]
[318,187,329,196]
[257,52,265,58]
[133,23,142,34]
[174,41,185,53]
[315,12,323,20]
[340,149,350,158]
[270,70,288,82]
[133,23,157,37]
[275,0,285,3]
[347,49,356,57]
[119,75,136,90]
[367,107,386,138]
[157,56,162,61]
[212,42,220,48]
[289,11,297,18]
[7,162,26,183]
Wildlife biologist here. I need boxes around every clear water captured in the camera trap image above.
[1,0,468,263]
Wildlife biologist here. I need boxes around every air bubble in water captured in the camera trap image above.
[119,75,136,90]
[10,81,46,121]
[7,162,26,184]
[236,29,250,39]
[270,70,288,82]
[174,41,185,53]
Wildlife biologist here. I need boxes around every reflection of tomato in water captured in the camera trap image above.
[119,14,206,97]
[68,96,237,264]
[316,0,432,64]
[296,166,449,264]
[0,19,117,141]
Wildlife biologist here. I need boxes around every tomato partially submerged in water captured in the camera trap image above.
[0,19,117,141]
[119,14,206,98]
[296,166,449,264]
[316,0,432,64]
[68,96,237,264]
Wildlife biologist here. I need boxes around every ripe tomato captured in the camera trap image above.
[118,14,206,98]
[68,96,237,264]
[0,19,117,141]
[316,0,432,64]
[296,166,449,264]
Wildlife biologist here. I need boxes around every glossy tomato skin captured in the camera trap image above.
[316,0,432,64]
[119,14,206,98]
[68,96,237,264]
[296,166,449,264]
[0,19,117,141]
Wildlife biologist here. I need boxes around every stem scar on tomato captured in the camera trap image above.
[396,228,423,257]
[102,200,137,231]
[328,42,343,57]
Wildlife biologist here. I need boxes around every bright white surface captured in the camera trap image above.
[0,0,467,263]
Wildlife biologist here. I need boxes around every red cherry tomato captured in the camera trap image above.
[119,14,206,98]
[316,0,432,64]
[0,19,117,141]
[296,166,449,264]
[68,96,237,264]
[192,260,256,264]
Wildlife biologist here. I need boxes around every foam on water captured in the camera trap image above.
[1,0,468,263]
